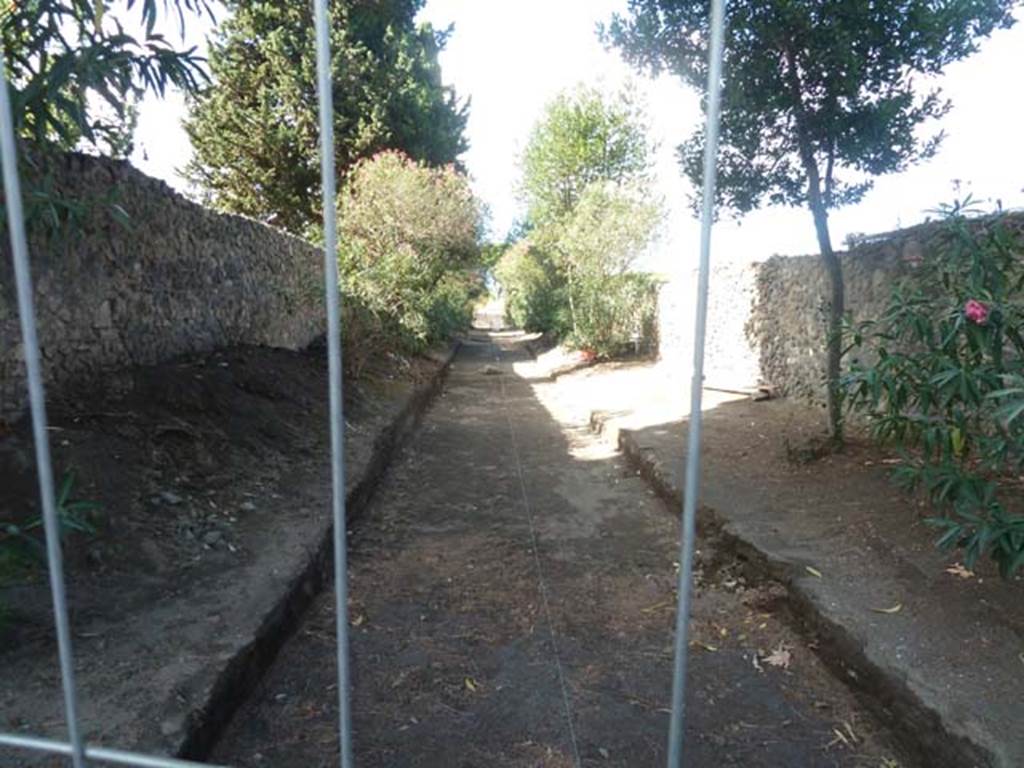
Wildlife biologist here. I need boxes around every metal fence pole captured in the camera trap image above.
[0,734,228,768]
[0,49,88,768]
[311,1,354,766]
[666,1,727,766]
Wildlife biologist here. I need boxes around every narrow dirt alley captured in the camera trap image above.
[213,332,908,768]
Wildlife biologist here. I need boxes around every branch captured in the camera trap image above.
[781,48,819,195]
[824,138,835,208]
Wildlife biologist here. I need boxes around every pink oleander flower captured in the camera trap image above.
[964,299,990,325]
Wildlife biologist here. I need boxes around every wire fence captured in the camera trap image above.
[0,0,351,764]
[0,1,725,766]
[666,0,727,765]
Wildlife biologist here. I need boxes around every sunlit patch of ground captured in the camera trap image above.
[530,357,746,458]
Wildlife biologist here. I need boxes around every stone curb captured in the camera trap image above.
[174,342,460,761]
[608,419,994,768]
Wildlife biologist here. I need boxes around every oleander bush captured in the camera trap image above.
[337,150,484,354]
[844,199,1024,576]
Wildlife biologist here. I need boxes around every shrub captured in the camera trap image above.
[843,200,1024,575]
[496,182,661,354]
[570,272,661,358]
[552,182,661,355]
[1,470,100,625]
[494,241,568,334]
[507,85,662,354]
[425,271,485,343]
[337,151,483,353]
[339,298,387,381]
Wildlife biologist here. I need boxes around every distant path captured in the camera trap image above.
[213,332,906,767]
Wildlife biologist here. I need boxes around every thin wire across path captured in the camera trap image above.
[495,345,583,768]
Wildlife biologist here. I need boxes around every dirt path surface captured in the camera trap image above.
[214,332,908,768]
[549,360,1024,767]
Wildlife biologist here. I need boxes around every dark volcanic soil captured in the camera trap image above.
[0,343,441,765]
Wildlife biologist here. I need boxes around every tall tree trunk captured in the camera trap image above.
[803,159,845,443]
[566,264,579,337]
[784,47,846,443]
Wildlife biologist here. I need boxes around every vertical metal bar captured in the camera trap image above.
[0,50,88,768]
[666,1,727,766]
[311,1,354,766]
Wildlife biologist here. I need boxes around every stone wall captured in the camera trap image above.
[747,239,911,401]
[657,259,761,389]
[0,153,325,420]
[657,211,1024,404]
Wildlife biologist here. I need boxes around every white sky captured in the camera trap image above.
[129,1,1024,275]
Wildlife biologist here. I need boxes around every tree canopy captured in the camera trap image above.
[605,1,1016,218]
[0,0,212,239]
[520,86,652,228]
[504,86,662,355]
[185,0,469,234]
[605,0,1018,438]
[1,0,212,156]
[555,181,662,278]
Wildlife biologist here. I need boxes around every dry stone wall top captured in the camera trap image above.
[657,211,1024,407]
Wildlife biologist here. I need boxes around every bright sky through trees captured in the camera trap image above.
[129,0,1024,274]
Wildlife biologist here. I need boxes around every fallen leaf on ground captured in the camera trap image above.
[842,721,858,744]
[826,723,861,750]
[870,603,903,614]
[828,727,852,747]
[389,671,408,689]
[641,600,674,614]
[464,677,479,692]
[805,566,823,579]
[763,644,792,669]
[690,641,718,652]
[945,563,975,579]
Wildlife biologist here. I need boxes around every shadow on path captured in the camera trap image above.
[618,392,1024,767]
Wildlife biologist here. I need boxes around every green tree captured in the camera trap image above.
[517,86,661,345]
[540,181,662,351]
[184,0,468,235]
[520,85,651,227]
[605,0,1018,442]
[1,0,211,155]
[558,182,661,279]
[494,240,566,333]
[479,242,510,272]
